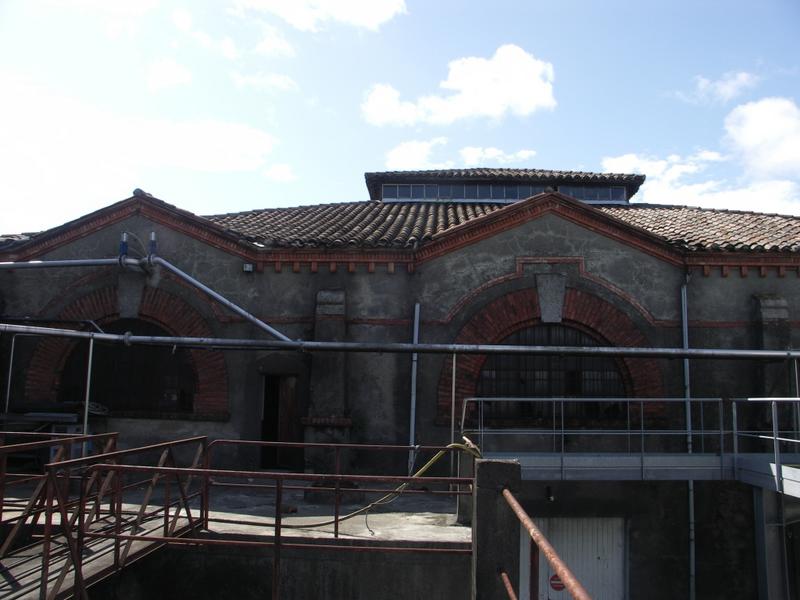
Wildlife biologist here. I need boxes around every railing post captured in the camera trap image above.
[640,399,645,480]
[772,401,783,493]
[40,472,54,600]
[719,398,724,479]
[272,478,283,600]
[334,447,341,539]
[472,459,521,600]
[732,402,739,477]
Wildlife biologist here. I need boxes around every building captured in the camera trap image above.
[2,168,800,598]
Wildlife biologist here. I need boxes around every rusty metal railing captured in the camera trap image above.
[1,436,472,600]
[501,488,592,600]
[77,462,471,599]
[0,431,119,558]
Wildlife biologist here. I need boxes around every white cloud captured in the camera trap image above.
[171,7,193,31]
[676,71,759,104]
[48,0,160,37]
[233,0,406,31]
[255,24,295,57]
[601,151,800,215]
[0,73,278,232]
[385,138,452,170]
[460,146,536,166]
[147,58,192,92]
[264,163,298,182]
[171,8,240,59]
[724,97,800,178]
[362,45,556,126]
[232,71,298,92]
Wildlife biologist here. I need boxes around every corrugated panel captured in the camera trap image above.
[531,517,626,600]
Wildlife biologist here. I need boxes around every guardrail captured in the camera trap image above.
[500,488,591,600]
[0,431,119,556]
[1,437,472,600]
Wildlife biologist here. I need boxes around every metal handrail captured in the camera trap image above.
[503,488,592,600]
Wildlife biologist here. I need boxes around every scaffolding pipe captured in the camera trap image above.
[0,248,291,342]
[408,302,420,474]
[0,257,141,270]
[149,255,291,342]
[6,322,800,360]
[4,334,16,413]
[681,273,696,600]
[82,337,94,457]
[451,353,457,478]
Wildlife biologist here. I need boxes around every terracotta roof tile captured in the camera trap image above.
[599,204,800,252]
[206,199,800,254]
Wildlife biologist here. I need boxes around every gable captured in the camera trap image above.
[415,192,683,266]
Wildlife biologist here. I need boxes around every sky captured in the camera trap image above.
[1,0,799,234]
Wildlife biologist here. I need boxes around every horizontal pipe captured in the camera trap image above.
[2,322,800,360]
[150,256,291,342]
[83,463,471,485]
[208,439,460,452]
[503,488,591,600]
[0,258,129,269]
[81,531,472,554]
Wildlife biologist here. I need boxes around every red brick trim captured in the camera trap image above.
[24,286,228,417]
[436,287,664,420]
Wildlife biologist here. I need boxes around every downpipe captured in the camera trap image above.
[682,272,696,600]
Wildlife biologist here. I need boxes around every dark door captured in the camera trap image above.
[260,375,302,469]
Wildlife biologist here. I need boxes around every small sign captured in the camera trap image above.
[550,574,565,591]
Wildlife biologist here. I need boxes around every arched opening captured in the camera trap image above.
[58,318,197,415]
[477,323,628,425]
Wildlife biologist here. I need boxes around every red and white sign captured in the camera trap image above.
[550,574,565,591]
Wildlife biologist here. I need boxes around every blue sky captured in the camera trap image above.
[1,0,799,234]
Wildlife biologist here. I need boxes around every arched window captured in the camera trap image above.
[58,319,197,415]
[477,323,626,424]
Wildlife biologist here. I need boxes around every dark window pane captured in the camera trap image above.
[411,184,425,199]
[425,184,438,199]
[491,185,505,200]
[518,185,531,199]
[476,323,626,427]
[611,187,625,201]
[464,184,478,200]
[478,184,492,199]
[383,185,397,199]
[505,185,518,200]
[439,184,452,199]
[398,185,411,199]
[451,184,465,199]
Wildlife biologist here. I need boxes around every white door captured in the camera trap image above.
[520,517,626,600]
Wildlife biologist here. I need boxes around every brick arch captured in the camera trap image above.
[25,286,228,417]
[436,287,664,419]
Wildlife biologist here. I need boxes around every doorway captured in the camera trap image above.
[260,374,302,469]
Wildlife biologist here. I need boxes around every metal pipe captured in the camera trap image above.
[6,322,800,360]
[149,255,291,342]
[451,352,457,478]
[681,272,696,600]
[82,337,95,457]
[499,570,519,600]
[0,258,123,269]
[503,488,591,600]
[408,302,420,474]
[5,334,16,413]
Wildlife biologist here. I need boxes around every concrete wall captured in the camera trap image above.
[89,542,470,600]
